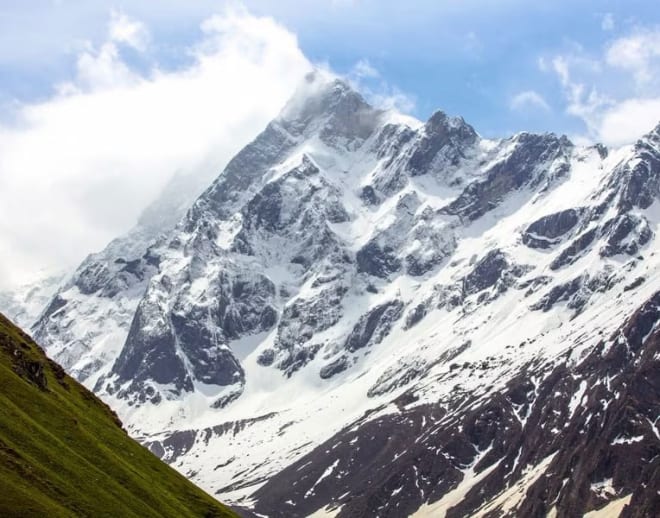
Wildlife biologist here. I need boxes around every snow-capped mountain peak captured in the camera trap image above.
[29,73,660,516]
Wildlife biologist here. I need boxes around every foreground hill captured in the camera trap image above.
[0,312,236,517]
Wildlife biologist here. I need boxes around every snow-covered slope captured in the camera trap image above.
[34,71,660,517]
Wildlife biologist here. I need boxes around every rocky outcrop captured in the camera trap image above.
[441,133,572,221]
[344,300,404,353]
[600,213,653,257]
[550,227,598,270]
[523,208,583,249]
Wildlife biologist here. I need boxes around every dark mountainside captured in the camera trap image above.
[0,312,237,518]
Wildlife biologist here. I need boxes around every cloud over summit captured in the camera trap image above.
[0,9,311,289]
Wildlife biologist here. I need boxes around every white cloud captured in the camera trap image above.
[351,59,379,79]
[601,13,614,32]
[368,87,416,113]
[605,27,660,86]
[0,8,311,290]
[510,90,550,112]
[72,42,140,91]
[544,26,660,146]
[599,98,660,147]
[109,10,149,51]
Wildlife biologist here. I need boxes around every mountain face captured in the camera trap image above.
[30,71,660,517]
[31,162,220,389]
[0,312,236,517]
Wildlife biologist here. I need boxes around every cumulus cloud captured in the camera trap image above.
[605,27,660,86]
[109,10,150,51]
[510,90,550,112]
[543,25,660,146]
[0,8,311,290]
[598,98,660,146]
[71,41,140,92]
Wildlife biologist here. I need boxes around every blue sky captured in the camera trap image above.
[0,0,659,287]
[1,0,659,139]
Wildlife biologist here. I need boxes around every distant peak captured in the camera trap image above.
[278,69,371,125]
[276,68,381,145]
[424,109,478,141]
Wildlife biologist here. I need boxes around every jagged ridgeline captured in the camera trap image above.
[0,313,236,517]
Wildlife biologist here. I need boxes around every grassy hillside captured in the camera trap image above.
[0,312,238,517]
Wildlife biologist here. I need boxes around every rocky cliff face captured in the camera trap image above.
[30,71,660,516]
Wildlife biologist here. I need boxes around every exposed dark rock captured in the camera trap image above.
[110,300,191,399]
[272,284,348,375]
[110,266,280,401]
[462,249,530,300]
[256,348,276,367]
[356,241,402,278]
[359,185,380,206]
[550,227,598,270]
[15,358,48,390]
[623,276,645,292]
[405,250,448,277]
[463,249,509,295]
[434,284,465,311]
[279,344,322,377]
[38,295,67,321]
[74,260,112,295]
[212,389,243,409]
[319,355,350,379]
[170,313,244,387]
[365,123,419,197]
[530,276,585,312]
[610,131,660,212]
[367,358,426,397]
[441,133,572,221]
[522,208,582,249]
[403,303,427,329]
[517,275,552,297]
[406,111,478,177]
[373,123,416,162]
[600,213,653,257]
[344,300,404,352]
[593,143,608,159]
[531,269,618,315]
[144,430,198,463]
[242,181,284,233]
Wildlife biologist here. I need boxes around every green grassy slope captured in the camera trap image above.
[0,313,238,518]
